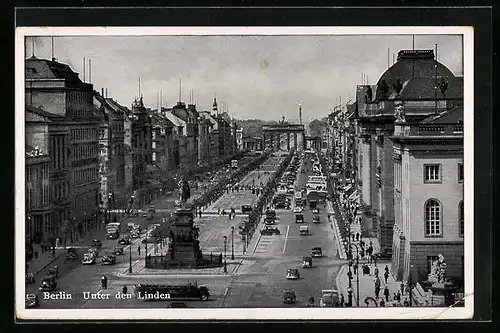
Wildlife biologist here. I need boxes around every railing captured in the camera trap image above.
[394,123,464,137]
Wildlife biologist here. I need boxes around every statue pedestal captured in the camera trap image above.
[166,208,202,268]
[429,282,458,306]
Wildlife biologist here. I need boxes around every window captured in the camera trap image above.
[458,163,464,183]
[427,255,439,274]
[425,199,442,236]
[459,201,464,236]
[424,164,441,182]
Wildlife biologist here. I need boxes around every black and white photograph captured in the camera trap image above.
[16,26,473,320]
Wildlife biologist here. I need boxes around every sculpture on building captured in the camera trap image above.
[394,102,406,123]
[427,254,447,284]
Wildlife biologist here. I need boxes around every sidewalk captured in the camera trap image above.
[335,243,404,307]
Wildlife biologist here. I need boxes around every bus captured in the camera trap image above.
[294,191,304,207]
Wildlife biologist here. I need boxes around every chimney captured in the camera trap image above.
[101,88,104,97]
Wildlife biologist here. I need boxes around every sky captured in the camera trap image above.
[25,34,463,123]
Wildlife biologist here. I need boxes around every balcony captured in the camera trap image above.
[393,123,463,137]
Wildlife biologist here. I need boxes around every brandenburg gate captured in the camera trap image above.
[262,122,306,151]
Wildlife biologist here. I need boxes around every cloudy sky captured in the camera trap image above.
[26,34,463,122]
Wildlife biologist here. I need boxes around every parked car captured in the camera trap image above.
[39,276,57,292]
[285,268,300,280]
[91,239,102,248]
[113,246,124,255]
[311,247,323,258]
[118,238,131,245]
[260,226,280,236]
[101,254,117,265]
[65,247,78,261]
[25,293,39,308]
[374,248,393,260]
[293,206,303,213]
[313,215,320,223]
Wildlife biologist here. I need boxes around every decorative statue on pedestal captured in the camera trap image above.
[178,176,191,208]
[427,254,447,284]
[394,102,406,123]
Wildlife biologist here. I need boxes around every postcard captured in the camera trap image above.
[16,26,473,320]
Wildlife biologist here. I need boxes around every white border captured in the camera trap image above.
[16,26,474,320]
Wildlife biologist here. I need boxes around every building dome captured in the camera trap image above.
[375,50,460,100]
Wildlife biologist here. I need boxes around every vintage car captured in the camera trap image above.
[130,230,141,238]
[283,289,297,304]
[25,293,39,308]
[82,253,96,265]
[286,268,300,280]
[299,225,309,235]
[374,248,393,261]
[312,215,320,223]
[293,206,303,214]
[65,247,78,261]
[260,226,280,236]
[47,265,59,278]
[241,205,253,213]
[312,208,320,214]
[101,254,117,265]
[302,256,312,268]
[91,239,102,248]
[295,214,304,223]
[39,276,57,292]
[87,247,99,257]
[118,238,131,245]
[311,247,323,258]
[319,289,340,307]
[113,246,124,255]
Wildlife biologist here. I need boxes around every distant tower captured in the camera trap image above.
[213,97,218,116]
[298,102,302,125]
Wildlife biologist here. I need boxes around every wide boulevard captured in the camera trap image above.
[26,152,343,309]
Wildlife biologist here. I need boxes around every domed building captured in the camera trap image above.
[354,49,464,286]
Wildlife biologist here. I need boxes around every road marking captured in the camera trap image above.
[219,287,231,307]
[252,233,262,254]
[282,225,290,253]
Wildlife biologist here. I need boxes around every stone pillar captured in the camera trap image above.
[287,133,290,151]
[294,133,297,148]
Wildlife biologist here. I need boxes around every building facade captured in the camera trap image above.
[26,56,100,241]
[391,106,464,284]
[354,49,463,254]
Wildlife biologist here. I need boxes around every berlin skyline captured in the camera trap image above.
[25,33,463,122]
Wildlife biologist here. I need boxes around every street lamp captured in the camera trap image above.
[223,236,227,273]
[231,226,235,260]
[129,240,132,273]
[350,243,361,307]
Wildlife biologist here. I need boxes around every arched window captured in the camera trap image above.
[459,201,464,236]
[425,199,441,236]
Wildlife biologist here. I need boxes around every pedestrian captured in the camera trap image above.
[400,281,405,296]
[374,276,381,298]
[353,262,358,275]
[384,270,389,284]
[384,264,389,274]
[374,266,379,277]
[393,293,397,301]
[218,208,221,215]
[403,298,409,307]
[379,300,385,307]
[137,246,141,256]
[373,255,378,266]
[384,286,390,302]
[375,285,381,299]
[122,285,128,295]
[396,290,401,301]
